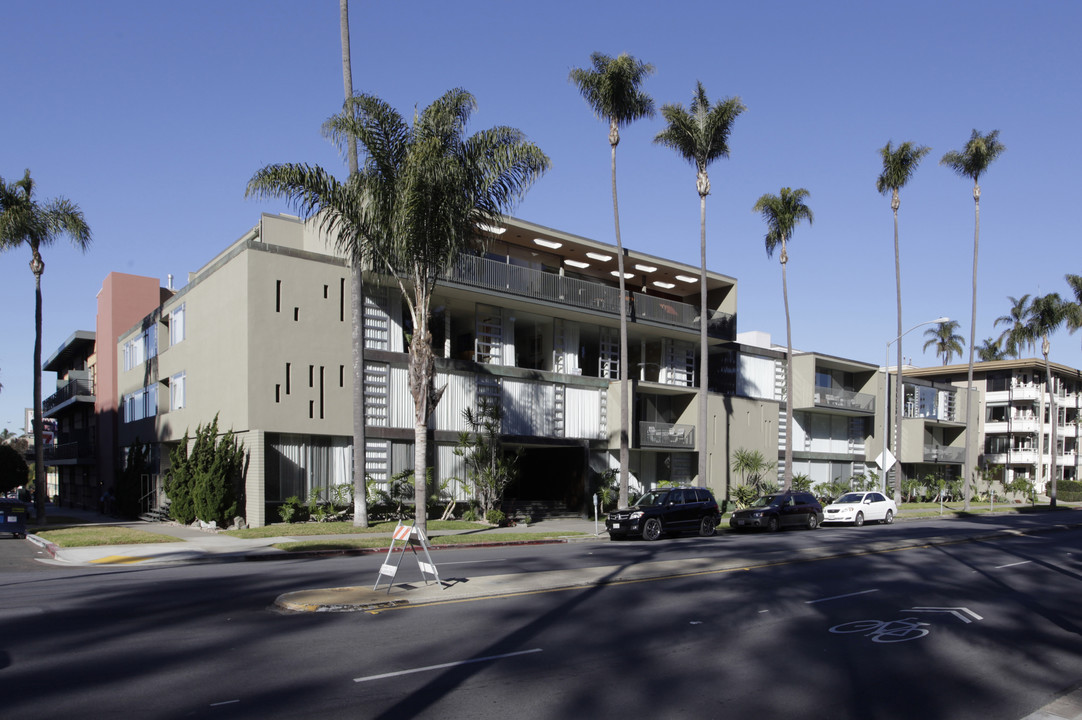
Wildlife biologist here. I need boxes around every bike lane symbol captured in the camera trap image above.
[829,617,931,643]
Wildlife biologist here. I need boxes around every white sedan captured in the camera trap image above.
[822,491,897,526]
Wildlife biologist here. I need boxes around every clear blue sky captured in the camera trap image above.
[3,0,1081,434]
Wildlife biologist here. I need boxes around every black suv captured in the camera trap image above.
[729,491,823,532]
[606,487,720,541]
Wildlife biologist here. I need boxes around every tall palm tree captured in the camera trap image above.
[0,169,92,523]
[941,129,1005,509]
[654,81,745,490]
[571,52,655,507]
[994,294,1031,358]
[976,337,1006,362]
[922,320,965,365]
[753,187,813,490]
[876,141,930,505]
[1013,292,1075,508]
[338,0,369,527]
[248,89,549,535]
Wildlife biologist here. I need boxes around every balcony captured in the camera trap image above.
[43,378,95,413]
[444,254,735,339]
[814,386,875,413]
[923,445,966,463]
[639,421,695,449]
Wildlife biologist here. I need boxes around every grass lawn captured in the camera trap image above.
[224,519,488,539]
[35,526,179,547]
[273,531,586,552]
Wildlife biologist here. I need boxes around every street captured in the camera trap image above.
[2,515,1081,719]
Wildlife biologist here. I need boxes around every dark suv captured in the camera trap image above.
[606,487,720,541]
[729,491,823,532]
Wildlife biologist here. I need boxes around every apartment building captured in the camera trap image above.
[110,213,757,526]
[906,359,1082,490]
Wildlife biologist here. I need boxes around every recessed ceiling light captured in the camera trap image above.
[610,270,635,279]
[635,264,657,273]
[477,223,506,235]
[652,281,676,289]
[676,274,698,283]
[565,259,590,269]
[586,252,613,262]
[533,238,562,249]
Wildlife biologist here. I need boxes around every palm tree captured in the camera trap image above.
[571,52,655,507]
[922,320,965,365]
[976,337,1006,362]
[876,141,930,505]
[337,0,370,527]
[654,81,745,490]
[941,129,1005,509]
[994,294,1031,358]
[753,188,813,490]
[0,169,92,523]
[248,89,549,535]
[1013,293,1076,508]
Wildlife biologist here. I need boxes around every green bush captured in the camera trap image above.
[485,508,505,526]
[278,496,303,523]
[165,415,245,527]
[115,439,149,519]
[0,443,30,495]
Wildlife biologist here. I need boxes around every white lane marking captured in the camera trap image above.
[908,607,984,623]
[995,560,1032,569]
[210,700,240,707]
[354,649,542,683]
[806,589,879,604]
[439,559,509,566]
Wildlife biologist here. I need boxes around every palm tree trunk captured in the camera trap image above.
[1045,343,1057,508]
[33,269,46,522]
[892,197,904,506]
[698,192,708,487]
[781,244,793,491]
[963,183,980,511]
[611,135,630,507]
[340,0,368,527]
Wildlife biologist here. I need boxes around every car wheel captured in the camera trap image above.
[766,516,780,533]
[806,513,819,530]
[699,515,717,537]
[882,510,894,525]
[854,512,864,527]
[642,518,663,541]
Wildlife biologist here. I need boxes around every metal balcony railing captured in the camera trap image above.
[444,254,735,338]
[43,378,95,412]
[923,445,966,463]
[639,421,695,449]
[814,386,875,413]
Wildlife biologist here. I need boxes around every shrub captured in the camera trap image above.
[115,439,149,519]
[485,508,505,526]
[0,443,30,495]
[278,496,303,523]
[165,415,245,527]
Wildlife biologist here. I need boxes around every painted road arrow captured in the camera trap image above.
[906,607,984,623]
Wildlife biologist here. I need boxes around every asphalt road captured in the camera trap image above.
[2,515,1080,719]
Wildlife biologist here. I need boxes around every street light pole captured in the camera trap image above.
[881,316,949,496]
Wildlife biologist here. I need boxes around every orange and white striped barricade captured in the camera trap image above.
[372,521,443,593]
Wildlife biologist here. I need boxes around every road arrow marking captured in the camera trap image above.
[906,607,983,623]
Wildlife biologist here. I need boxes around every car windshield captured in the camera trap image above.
[749,494,781,508]
[836,493,866,504]
[634,491,671,507]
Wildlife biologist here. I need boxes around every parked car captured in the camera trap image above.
[606,487,720,541]
[822,491,896,526]
[729,491,823,532]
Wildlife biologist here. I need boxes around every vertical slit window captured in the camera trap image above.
[276,280,282,313]
[323,284,329,299]
[294,307,299,322]
[309,400,314,419]
[309,365,314,388]
[275,384,281,403]
[285,363,291,394]
[340,365,345,388]
[340,278,346,322]
[319,366,325,419]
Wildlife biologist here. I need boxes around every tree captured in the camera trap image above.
[164,415,245,526]
[0,169,92,522]
[0,443,29,495]
[976,337,1006,362]
[876,141,930,505]
[570,52,655,508]
[731,447,775,494]
[922,320,965,365]
[655,81,745,490]
[115,439,149,519]
[994,294,1031,357]
[248,89,549,535]
[941,129,1005,510]
[453,399,521,520]
[753,188,813,490]
[337,0,370,528]
[1013,293,1077,507]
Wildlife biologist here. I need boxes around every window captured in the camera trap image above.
[123,324,157,371]
[169,304,186,346]
[170,372,186,410]
[123,384,158,423]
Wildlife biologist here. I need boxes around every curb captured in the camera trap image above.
[25,533,59,559]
